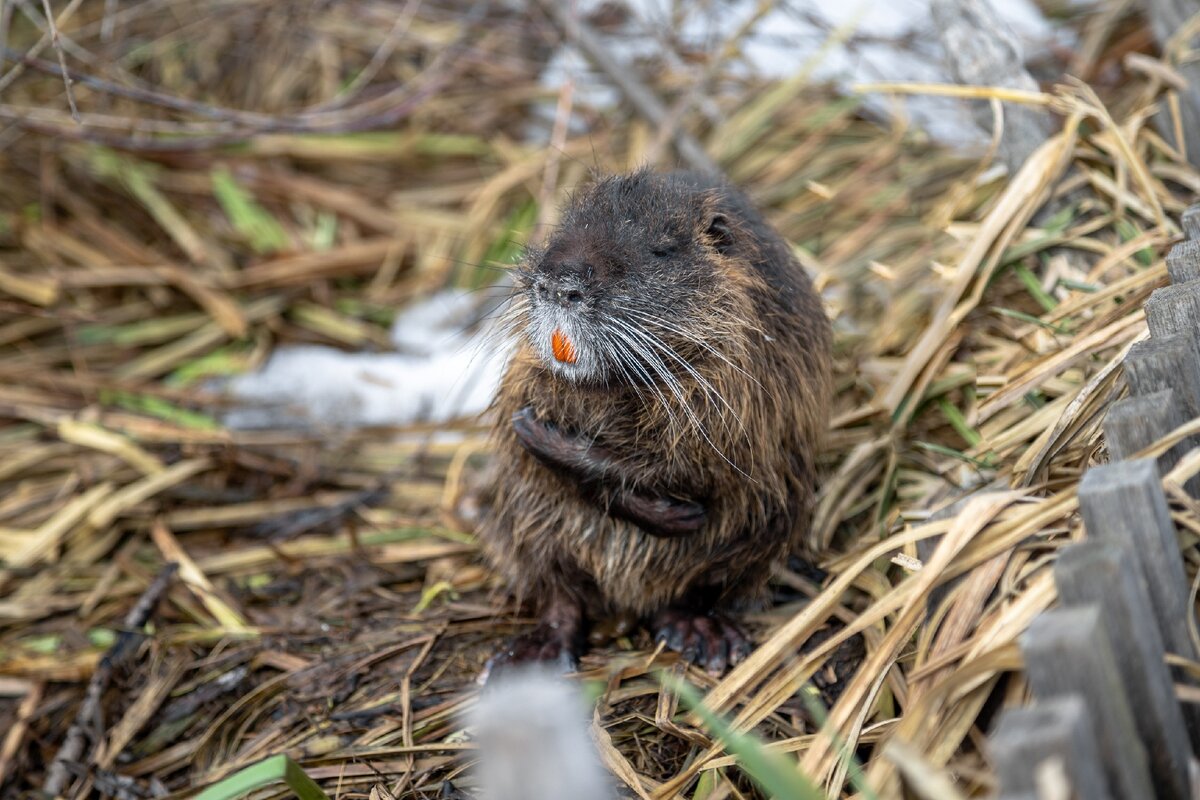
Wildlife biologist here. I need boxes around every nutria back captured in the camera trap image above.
[477,168,832,671]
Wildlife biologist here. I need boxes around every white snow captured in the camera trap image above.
[536,0,1069,151]
[220,290,508,430]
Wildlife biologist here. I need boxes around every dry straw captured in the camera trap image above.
[0,2,1196,798]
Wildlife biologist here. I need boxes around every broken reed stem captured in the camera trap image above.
[851,81,1055,106]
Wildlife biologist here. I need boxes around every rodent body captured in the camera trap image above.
[477,169,832,670]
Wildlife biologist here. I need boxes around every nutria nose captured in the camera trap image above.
[556,288,584,307]
[533,275,586,308]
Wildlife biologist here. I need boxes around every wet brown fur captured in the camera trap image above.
[477,169,832,620]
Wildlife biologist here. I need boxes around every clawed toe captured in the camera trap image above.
[653,609,752,675]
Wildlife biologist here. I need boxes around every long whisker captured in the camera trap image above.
[610,316,749,440]
[593,321,672,429]
[603,322,685,433]
[607,319,752,480]
[619,305,768,395]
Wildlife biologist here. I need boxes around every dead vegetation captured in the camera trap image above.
[0,1,1197,798]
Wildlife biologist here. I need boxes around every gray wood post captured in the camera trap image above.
[1168,239,1200,284]
[1078,459,1200,744]
[1182,204,1200,240]
[1020,606,1155,799]
[1124,332,1200,419]
[1054,541,1193,797]
[1139,0,1200,166]
[1103,389,1189,472]
[1146,281,1200,341]
[988,696,1111,800]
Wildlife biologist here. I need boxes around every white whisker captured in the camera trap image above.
[606,319,752,480]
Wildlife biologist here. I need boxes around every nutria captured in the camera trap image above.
[477,169,832,674]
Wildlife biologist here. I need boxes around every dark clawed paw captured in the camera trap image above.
[512,406,590,464]
[511,406,550,449]
[486,625,580,682]
[653,609,752,675]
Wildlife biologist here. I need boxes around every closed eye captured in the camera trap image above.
[650,245,677,258]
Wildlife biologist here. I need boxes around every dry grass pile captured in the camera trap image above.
[0,1,1197,798]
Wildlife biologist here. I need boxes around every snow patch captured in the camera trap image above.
[220,290,508,430]
[536,0,1066,151]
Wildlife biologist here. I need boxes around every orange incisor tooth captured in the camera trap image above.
[551,329,577,363]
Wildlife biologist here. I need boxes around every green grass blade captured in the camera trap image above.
[195,754,329,800]
[990,306,1072,335]
[1115,218,1154,266]
[99,390,222,430]
[795,685,879,800]
[1014,264,1057,312]
[913,440,996,469]
[936,397,981,447]
[212,167,290,254]
[662,674,824,800]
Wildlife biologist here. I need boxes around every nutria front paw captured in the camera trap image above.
[511,406,706,536]
[512,405,555,448]
[653,609,752,675]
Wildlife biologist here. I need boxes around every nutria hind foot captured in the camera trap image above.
[653,608,753,675]
[485,594,585,681]
[491,625,580,674]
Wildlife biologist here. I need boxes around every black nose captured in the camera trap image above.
[556,289,584,307]
[533,277,586,308]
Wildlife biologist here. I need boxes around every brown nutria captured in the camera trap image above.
[477,168,832,674]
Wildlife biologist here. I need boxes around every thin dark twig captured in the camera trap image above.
[42,562,179,799]
[0,0,84,97]
[251,484,390,541]
[0,45,400,127]
[39,0,79,121]
[0,71,453,151]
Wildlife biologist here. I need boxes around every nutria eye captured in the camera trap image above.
[651,246,676,258]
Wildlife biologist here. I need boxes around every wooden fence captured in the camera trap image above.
[987,205,1200,799]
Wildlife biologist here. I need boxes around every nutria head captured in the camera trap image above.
[511,171,742,385]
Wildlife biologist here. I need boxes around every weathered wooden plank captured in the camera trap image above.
[1078,460,1195,660]
[1020,606,1155,799]
[989,696,1111,800]
[1103,388,1188,471]
[1182,204,1200,240]
[1168,239,1200,284]
[1146,281,1200,340]
[1124,332,1200,419]
[1077,459,1200,745]
[1054,541,1192,797]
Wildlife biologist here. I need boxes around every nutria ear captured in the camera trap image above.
[707,213,734,254]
